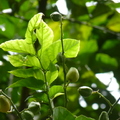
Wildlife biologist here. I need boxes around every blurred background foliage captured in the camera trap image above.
[0,0,120,120]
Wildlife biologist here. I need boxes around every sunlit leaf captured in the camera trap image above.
[0,39,36,55]
[46,63,58,84]
[39,39,80,69]
[8,54,41,68]
[25,13,43,44]
[75,115,95,120]
[107,12,120,32]
[36,20,54,51]
[33,69,44,80]
[9,68,44,80]
[53,107,75,120]
[9,68,34,78]
[63,39,80,57]
[7,77,44,90]
[49,85,64,99]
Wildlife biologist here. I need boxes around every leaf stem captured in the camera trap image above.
[108,97,120,115]
[93,91,112,107]
[0,90,23,120]
[43,71,53,114]
[60,18,68,107]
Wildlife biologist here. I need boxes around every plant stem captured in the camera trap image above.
[43,71,53,114]
[0,90,23,120]
[93,91,112,107]
[108,97,120,115]
[60,18,67,107]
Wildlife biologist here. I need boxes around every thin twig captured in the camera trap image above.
[60,17,68,107]
[108,97,120,115]
[0,90,23,120]
[93,91,112,107]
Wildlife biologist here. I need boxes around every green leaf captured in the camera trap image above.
[107,12,120,32]
[53,107,75,120]
[36,20,54,51]
[95,53,118,69]
[8,54,41,68]
[79,40,98,54]
[63,39,80,58]
[78,40,98,65]
[0,39,36,55]
[39,39,80,69]
[9,68,34,78]
[75,115,95,120]
[25,13,43,44]
[9,68,44,80]
[46,63,58,84]
[31,92,48,103]
[7,77,44,90]
[33,69,44,80]
[49,85,64,99]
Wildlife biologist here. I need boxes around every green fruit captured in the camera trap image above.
[78,86,93,97]
[28,102,41,114]
[98,111,109,120]
[21,110,34,120]
[50,11,62,21]
[0,95,11,113]
[66,67,79,82]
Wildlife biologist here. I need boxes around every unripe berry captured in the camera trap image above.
[21,110,34,120]
[66,67,79,82]
[50,11,62,21]
[57,52,66,63]
[28,102,41,115]
[78,86,93,97]
[98,111,109,120]
[0,95,11,113]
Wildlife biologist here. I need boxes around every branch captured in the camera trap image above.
[65,18,120,36]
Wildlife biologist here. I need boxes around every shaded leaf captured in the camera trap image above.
[75,115,95,120]
[49,85,64,99]
[7,77,44,90]
[53,107,75,120]
[95,53,118,69]
[0,39,36,55]
[31,91,48,103]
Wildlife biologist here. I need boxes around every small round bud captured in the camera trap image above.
[0,95,11,113]
[55,64,60,71]
[21,110,34,120]
[50,11,62,21]
[28,102,41,115]
[57,52,66,63]
[98,111,109,120]
[66,67,79,82]
[78,86,93,97]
